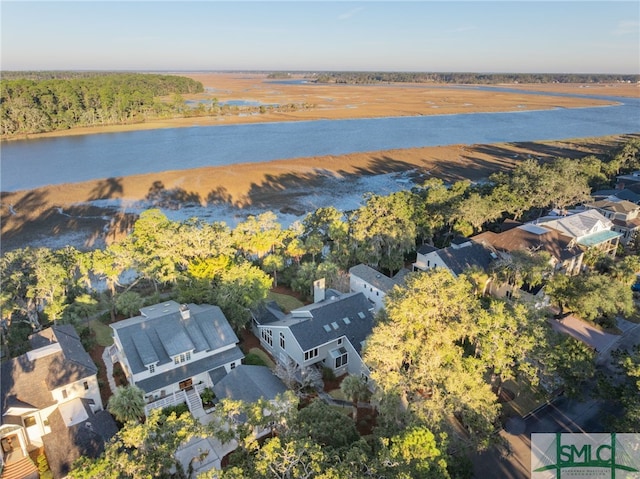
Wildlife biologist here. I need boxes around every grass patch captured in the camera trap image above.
[244,352,267,367]
[327,388,349,402]
[267,291,304,313]
[248,348,275,369]
[89,319,113,346]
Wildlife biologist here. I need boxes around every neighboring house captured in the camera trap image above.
[532,209,622,257]
[473,221,584,276]
[412,238,497,277]
[110,301,244,415]
[41,405,118,479]
[252,291,375,379]
[616,170,640,189]
[583,198,640,245]
[1,325,112,479]
[348,264,410,312]
[591,188,640,204]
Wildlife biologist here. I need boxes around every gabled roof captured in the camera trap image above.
[433,241,497,276]
[349,264,409,293]
[586,199,640,214]
[252,301,288,326]
[111,301,239,374]
[416,244,439,255]
[260,292,375,354]
[2,326,98,416]
[213,365,287,403]
[473,223,582,263]
[42,401,117,479]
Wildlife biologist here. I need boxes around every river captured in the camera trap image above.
[1,92,639,192]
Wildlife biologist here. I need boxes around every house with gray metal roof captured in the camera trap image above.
[252,291,375,379]
[349,264,410,312]
[532,209,622,257]
[0,325,107,478]
[110,301,244,415]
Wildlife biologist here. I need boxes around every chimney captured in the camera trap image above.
[313,278,326,303]
[180,304,190,320]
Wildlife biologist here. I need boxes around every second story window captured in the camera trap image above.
[261,329,273,347]
[174,353,189,365]
[280,332,285,349]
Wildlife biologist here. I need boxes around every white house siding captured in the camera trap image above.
[413,251,448,273]
[349,277,385,312]
[22,404,57,446]
[51,377,102,412]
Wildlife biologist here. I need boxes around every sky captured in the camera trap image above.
[1,1,638,74]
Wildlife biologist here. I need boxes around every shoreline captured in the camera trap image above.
[1,134,634,253]
[2,75,631,143]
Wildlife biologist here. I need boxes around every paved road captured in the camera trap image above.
[471,318,640,479]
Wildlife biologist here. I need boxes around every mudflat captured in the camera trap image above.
[1,134,633,252]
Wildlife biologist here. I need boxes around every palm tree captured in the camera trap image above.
[108,385,146,423]
[340,375,370,422]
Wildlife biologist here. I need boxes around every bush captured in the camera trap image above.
[161,402,189,417]
[200,387,216,405]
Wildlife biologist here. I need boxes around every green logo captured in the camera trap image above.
[532,433,640,479]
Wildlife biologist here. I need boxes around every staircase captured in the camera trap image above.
[0,456,38,479]
[185,388,204,417]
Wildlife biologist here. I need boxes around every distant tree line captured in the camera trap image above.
[0,73,203,136]
[311,71,640,85]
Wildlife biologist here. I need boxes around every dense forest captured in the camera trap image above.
[308,71,640,85]
[2,138,640,477]
[0,73,203,136]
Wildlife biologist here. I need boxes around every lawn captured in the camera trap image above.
[327,388,348,402]
[267,291,304,313]
[89,319,114,347]
[248,347,276,369]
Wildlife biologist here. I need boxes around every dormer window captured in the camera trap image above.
[149,364,155,374]
[174,352,189,365]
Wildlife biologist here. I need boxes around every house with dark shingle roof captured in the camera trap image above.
[252,291,374,378]
[0,325,109,477]
[473,222,584,276]
[110,301,244,415]
[213,365,287,404]
[413,239,497,277]
[348,264,410,312]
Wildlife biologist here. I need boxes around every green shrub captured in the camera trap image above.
[200,387,216,405]
[161,402,189,417]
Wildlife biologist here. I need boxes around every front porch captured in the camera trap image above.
[144,382,208,417]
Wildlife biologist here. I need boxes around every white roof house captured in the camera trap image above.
[110,301,244,415]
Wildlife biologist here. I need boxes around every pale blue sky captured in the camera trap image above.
[1,1,638,73]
